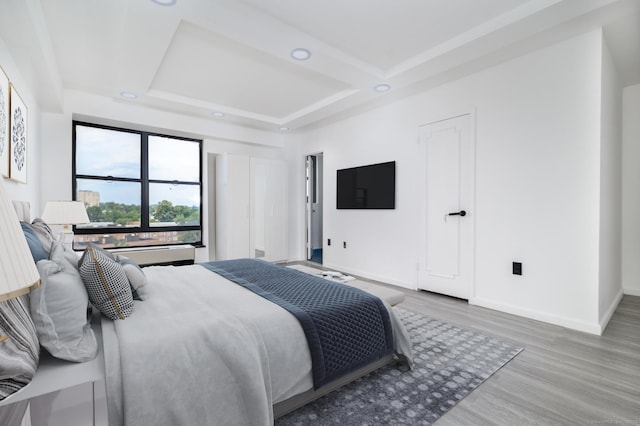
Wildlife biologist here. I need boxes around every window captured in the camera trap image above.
[72,121,202,249]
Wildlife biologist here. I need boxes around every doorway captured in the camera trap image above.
[418,114,475,299]
[305,153,323,264]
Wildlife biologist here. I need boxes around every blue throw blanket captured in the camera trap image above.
[201,259,394,389]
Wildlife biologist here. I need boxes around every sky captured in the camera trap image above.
[75,126,200,207]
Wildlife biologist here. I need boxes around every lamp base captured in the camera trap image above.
[56,229,75,251]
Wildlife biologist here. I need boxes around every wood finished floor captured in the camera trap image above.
[294,262,640,425]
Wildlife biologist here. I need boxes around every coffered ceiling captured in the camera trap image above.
[3,0,639,132]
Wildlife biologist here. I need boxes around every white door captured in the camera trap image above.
[305,156,314,260]
[215,153,251,260]
[418,114,474,299]
[250,158,267,258]
[305,154,323,262]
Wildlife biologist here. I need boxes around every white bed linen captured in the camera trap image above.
[102,264,412,426]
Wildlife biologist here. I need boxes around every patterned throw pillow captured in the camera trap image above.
[78,244,134,320]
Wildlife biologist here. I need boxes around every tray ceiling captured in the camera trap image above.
[4,0,638,132]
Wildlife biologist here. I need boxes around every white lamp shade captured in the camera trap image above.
[41,201,90,225]
[0,179,40,301]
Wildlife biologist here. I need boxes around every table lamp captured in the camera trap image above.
[41,200,90,247]
[0,178,41,402]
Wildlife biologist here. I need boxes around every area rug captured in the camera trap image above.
[276,308,523,425]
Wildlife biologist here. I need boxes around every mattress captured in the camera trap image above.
[102,263,412,426]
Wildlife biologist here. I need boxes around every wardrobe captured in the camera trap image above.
[214,153,288,262]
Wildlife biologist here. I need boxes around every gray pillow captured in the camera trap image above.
[79,243,134,320]
[30,243,98,362]
[30,218,56,254]
[117,255,147,301]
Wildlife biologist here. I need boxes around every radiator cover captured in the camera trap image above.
[110,245,195,266]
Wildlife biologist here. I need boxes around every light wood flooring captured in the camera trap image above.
[294,262,640,425]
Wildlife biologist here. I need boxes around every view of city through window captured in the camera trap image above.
[73,122,202,249]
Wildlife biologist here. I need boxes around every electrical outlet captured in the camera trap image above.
[512,262,522,276]
[343,241,347,248]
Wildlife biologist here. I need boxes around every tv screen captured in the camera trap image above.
[336,161,395,209]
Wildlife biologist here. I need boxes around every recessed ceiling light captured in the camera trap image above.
[290,48,311,61]
[120,91,138,99]
[212,111,225,118]
[151,0,176,6]
[374,84,391,93]
[279,126,290,131]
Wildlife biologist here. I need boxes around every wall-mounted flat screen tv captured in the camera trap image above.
[336,161,395,209]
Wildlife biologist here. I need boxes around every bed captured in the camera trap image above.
[8,203,412,426]
[101,259,412,426]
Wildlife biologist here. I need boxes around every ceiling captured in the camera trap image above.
[3,0,640,132]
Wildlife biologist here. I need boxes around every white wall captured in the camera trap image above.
[0,37,41,216]
[621,84,640,296]
[287,136,307,260]
[296,107,422,287]
[291,29,613,333]
[39,90,290,263]
[598,37,623,328]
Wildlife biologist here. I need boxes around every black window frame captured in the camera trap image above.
[72,120,203,249]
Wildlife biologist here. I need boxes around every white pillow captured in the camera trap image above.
[31,243,98,362]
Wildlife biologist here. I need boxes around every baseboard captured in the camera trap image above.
[470,297,602,335]
[599,289,624,333]
[623,287,640,296]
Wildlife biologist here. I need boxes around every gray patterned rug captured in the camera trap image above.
[276,307,523,425]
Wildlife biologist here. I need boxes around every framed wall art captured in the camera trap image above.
[0,66,9,178]
[9,84,27,183]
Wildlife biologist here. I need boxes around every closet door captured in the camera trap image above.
[215,153,250,260]
[251,158,288,262]
[251,158,267,259]
[264,159,288,262]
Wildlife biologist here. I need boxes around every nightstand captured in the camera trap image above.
[0,313,105,425]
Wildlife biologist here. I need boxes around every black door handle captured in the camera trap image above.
[448,210,467,217]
